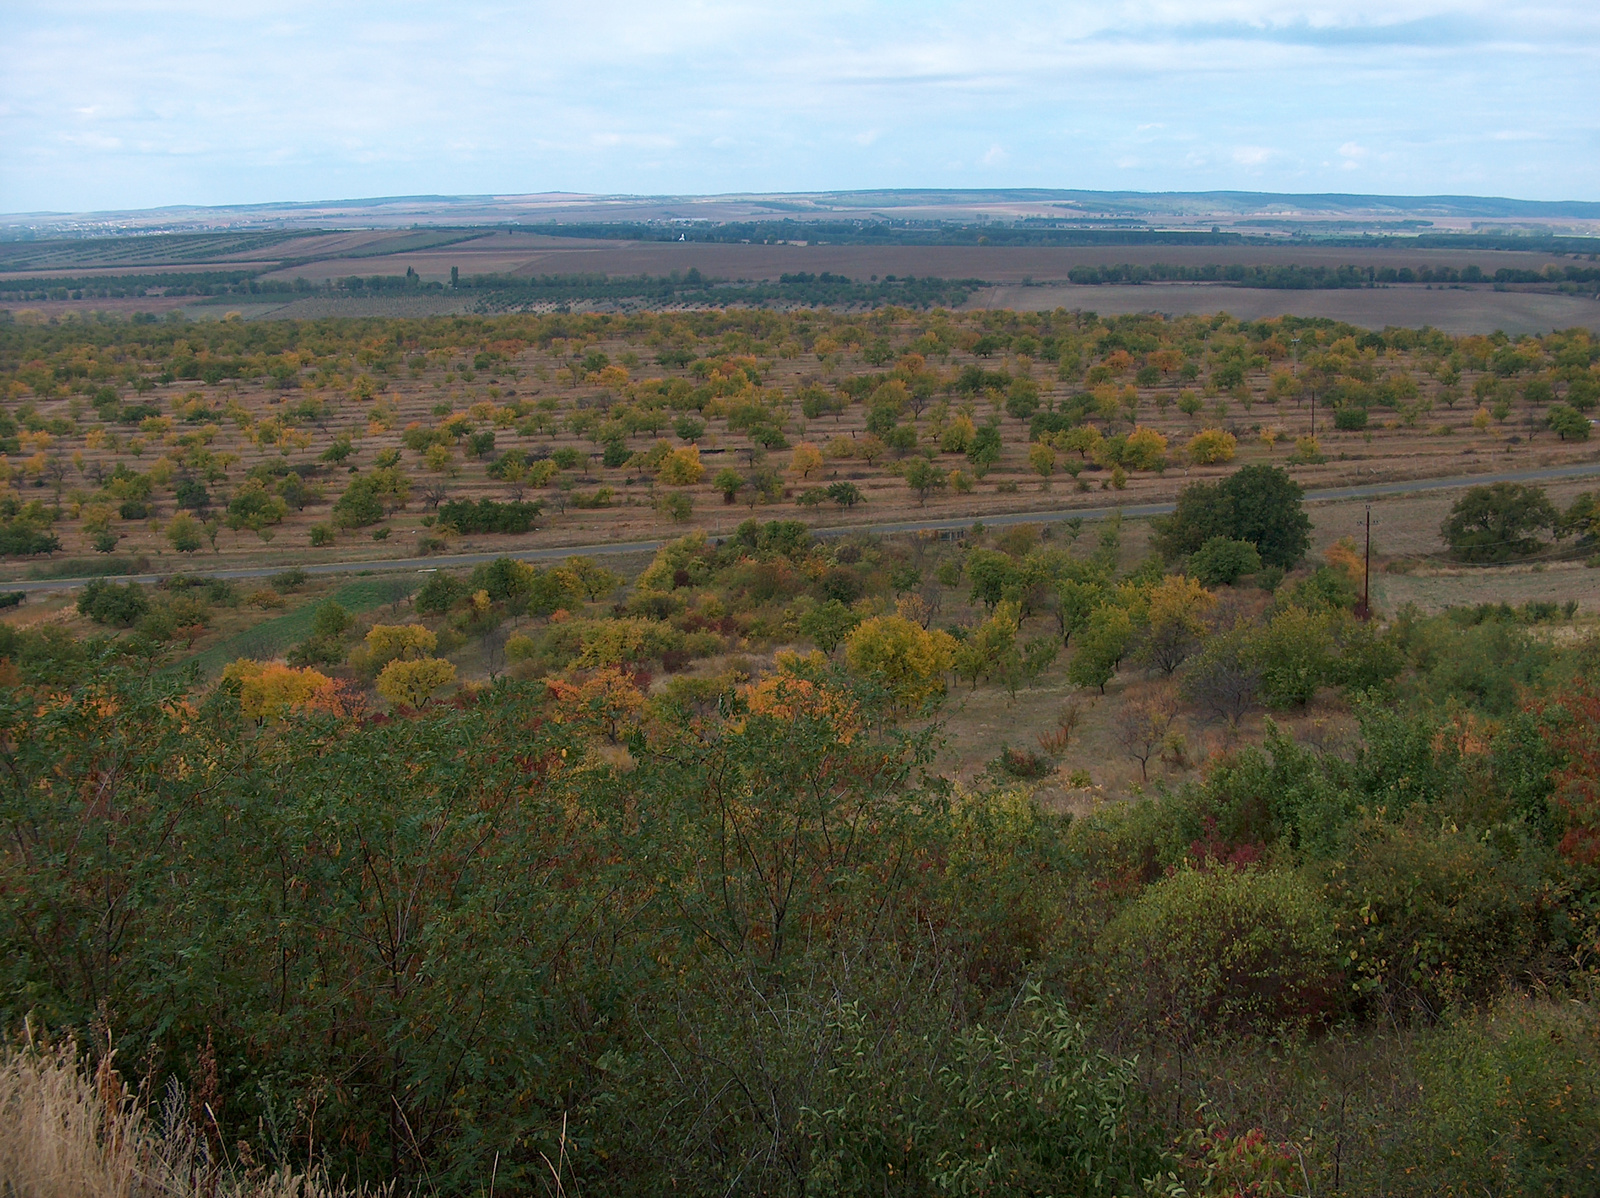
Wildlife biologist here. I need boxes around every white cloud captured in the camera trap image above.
[592,133,678,150]
[1,0,1597,208]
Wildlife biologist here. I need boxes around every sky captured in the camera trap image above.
[3,1,1598,214]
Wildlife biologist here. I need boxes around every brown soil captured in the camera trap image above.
[975,283,1600,336]
[254,231,1580,289]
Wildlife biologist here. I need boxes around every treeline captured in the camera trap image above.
[514,220,1251,247]
[1066,261,1600,287]
[0,270,299,302]
[460,269,986,310]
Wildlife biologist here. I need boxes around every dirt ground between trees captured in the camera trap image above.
[974,284,1600,336]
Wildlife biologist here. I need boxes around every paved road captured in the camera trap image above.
[11,459,1600,596]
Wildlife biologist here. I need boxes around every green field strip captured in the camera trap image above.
[180,578,412,677]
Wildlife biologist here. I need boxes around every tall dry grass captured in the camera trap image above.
[0,1031,382,1198]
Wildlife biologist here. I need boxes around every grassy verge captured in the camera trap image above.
[26,555,151,580]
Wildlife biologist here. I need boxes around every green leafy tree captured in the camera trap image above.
[1441,483,1558,562]
[1547,404,1590,441]
[713,466,744,504]
[827,481,863,509]
[165,512,203,554]
[967,423,1003,477]
[224,480,288,532]
[1067,604,1134,693]
[1252,604,1338,708]
[965,549,1017,611]
[799,599,861,655]
[954,600,1020,691]
[1151,465,1310,569]
[903,457,946,505]
[76,578,148,626]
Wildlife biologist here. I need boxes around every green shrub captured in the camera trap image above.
[437,498,542,534]
[1098,866,1342,1043]
[1188,536,1261,586]
[1409,999,1600,1195]
[76,578,149,627]
[1321,818,1550,1015]
[270,567,308,593]
[0,525,61,556]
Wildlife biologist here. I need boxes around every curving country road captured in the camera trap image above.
[10,459,1600,595]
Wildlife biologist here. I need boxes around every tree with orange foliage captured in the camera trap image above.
[789,442,824,480]
[740,652,860,744]
[546,666,645,743]
[1324,536,1362,587]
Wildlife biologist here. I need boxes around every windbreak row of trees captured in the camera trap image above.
[461,270,987,311]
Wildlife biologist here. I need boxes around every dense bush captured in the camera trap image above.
[1098,866,1342,1044]
[0,525,61,556]
[1187,535,1261,585]
[76,578,149,626]
[436,498,543,534]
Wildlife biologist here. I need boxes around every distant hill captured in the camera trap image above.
[5,188,1599,241]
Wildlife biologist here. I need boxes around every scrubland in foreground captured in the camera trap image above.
[5,452,1600,1195]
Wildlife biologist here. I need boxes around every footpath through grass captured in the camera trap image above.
[182,578,413,677]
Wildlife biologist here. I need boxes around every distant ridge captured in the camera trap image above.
[5,189,1599,240]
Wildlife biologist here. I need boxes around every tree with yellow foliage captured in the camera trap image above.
[844,614,956,711]
[1185,428,1238,465]
[222,659,337,723]
[376,657,456,708]
[657,445,705,486]
[940,414,977,453]
[1028,441,1056,484]
[1137,575,1215,675]
[358,624,437,674]
[1122,427,1169,472]
[789,442,824,480]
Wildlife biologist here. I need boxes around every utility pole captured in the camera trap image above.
[1359,506,1372,620]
